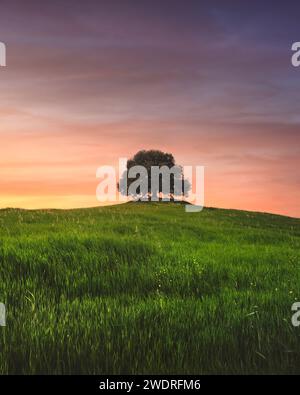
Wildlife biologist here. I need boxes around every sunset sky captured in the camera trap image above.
[0,0,300,216]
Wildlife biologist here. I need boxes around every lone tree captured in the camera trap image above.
[118,149,191,201]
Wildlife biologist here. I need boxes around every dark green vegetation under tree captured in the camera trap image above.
[1,203,300,374]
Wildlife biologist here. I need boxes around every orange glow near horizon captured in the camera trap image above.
[1,112,299,217]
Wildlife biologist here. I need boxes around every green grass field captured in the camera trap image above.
[1,202,300,374]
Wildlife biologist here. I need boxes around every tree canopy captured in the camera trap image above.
[118,149,191,201]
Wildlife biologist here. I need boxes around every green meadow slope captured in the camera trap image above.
[1,203,300,374]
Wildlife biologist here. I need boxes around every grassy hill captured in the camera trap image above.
[1,202,300,374]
